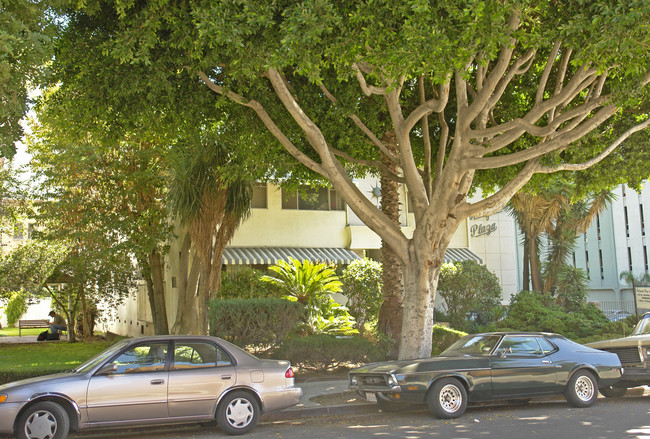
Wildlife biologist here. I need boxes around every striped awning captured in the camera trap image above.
[223,246,481,265]
[444,248,483,264]
[223,247,361,265]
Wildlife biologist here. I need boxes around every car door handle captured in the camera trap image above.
[542,360,552,364]
[150,379,165,385]
[221,375,232,380]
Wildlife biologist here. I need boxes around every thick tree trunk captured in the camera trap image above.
[172,232,202,334]
[149,249,169,334]
[398,250,438,360]
[377,131,403,359]
[528,238,543,292]
[522,239,530,291]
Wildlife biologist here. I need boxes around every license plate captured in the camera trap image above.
[366,392,377,402]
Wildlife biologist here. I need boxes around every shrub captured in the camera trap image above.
[431,324,467,356]
[208,298,303,353]
[219,267,281,299]
[273,334,384,372]
[341,258,382,331]
[5,291,28,326]
[262,258,356,335]
[495,290,610,339]
[438,260,503,331]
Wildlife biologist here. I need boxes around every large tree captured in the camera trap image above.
[51,0,650,359]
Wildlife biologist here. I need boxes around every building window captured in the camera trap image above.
[596,214,601,241]
[12,224,23,240]
[644,246,648,273]
[585,249,590,278]
[641,204,646,236]
[624,206,630,238]
[282,186,345,211]
[598,249,604,281]
[628,247,633,272]
[27,223,36,239]
[251,183,268,209]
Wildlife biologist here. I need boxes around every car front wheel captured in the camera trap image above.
[217,391,260,435]
[17,401,70,439]
[426,378,467,419]
[565,370,598,407]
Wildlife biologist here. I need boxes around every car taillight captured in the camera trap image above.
[285,367,295,378]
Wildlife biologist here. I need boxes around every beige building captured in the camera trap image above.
[107,179,519,337]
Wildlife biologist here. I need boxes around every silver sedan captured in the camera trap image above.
[0,335,302,438]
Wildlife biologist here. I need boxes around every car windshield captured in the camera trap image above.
[74,339,130,373]
[631,315,650,336]
[441,334,502,356]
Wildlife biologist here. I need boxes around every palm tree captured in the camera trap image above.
[167,137,252,335]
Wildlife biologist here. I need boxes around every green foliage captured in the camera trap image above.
[262,258,354,335]
[273,335,384,372]
[0,339,118,385]
[5,291,28,326]
[341,258,383,330]
[438,260,503,331]
[219,267,281,299]
[431,324,467,356]
[208,298,303,353]
[555,265,589,311]
[495,290,610,339]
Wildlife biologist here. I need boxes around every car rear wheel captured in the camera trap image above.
[17,401,70,439]
[599,385,627,398]
[217,391,260,435]
[565,370,598,407]
[427,378,467,419]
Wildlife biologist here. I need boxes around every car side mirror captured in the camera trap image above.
[96,363,118,376]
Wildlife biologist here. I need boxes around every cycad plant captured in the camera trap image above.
[262,258,354,334]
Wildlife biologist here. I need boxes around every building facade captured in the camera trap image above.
[107,178,520,337]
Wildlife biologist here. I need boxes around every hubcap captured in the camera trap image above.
[575,375,595,402]
[24,410,57,439]
[225,398,254,428]
[439,384,463,413]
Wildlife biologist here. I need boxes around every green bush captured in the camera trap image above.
[5,291,28,326]
[341,258,383,331]
[431,324,467,356]
[219,267,280,299]
[495,290,610,339]
[208,298,303,353]
[438,261,503,331]
[273,334,384,372]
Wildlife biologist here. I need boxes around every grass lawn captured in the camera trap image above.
[0,326,125,375]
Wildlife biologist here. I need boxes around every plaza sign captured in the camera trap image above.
[470,222,498,238]
[636,286,650,310]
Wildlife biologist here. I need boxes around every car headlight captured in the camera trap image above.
[387,374,398,387]
[644,347,650,360]
[0,394,7,404]
[349,376,358,386]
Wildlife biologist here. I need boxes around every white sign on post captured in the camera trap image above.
[636,286,650,310]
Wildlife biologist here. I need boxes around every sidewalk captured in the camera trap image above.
[263,377,376,421]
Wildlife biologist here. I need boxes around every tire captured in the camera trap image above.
[565,370,598,408]
[599,385,627,398]
[17,401,70,439]
[426,378,467,419]
[216,391,260,435]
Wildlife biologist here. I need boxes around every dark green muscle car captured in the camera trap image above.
[349,332,622,419]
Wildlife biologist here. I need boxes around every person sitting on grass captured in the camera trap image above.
[48,311,67,334]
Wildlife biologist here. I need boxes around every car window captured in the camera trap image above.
[537,337,556,354]
[496,336,544,357]
[110,342,169,374]
[172,342,232,370]
[442,334,501,356]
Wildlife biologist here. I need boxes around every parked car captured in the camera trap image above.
[587,312,650,397]
[349,332,622,419]
[604,310,633,322]
[0,335,302,439]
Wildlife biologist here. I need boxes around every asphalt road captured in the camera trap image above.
[65,394,649,439]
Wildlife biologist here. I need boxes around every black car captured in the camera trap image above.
[349,332,622,419]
